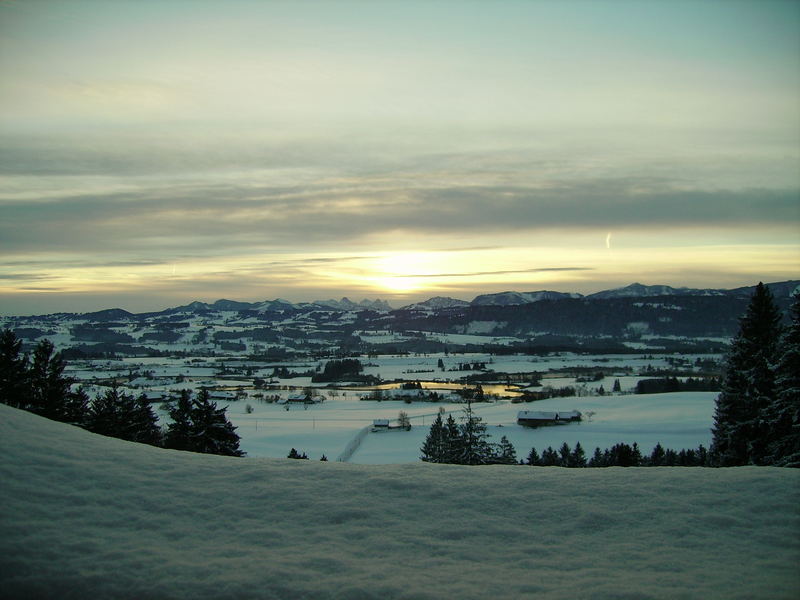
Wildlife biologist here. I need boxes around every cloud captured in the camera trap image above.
[395,267,593,279]
[0,273,57,281]
[0,173,796,258]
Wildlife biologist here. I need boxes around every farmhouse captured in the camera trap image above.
[277,394,324,405]
[517,410,581,427]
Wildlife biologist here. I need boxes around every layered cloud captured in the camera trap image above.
[0,1,798,313]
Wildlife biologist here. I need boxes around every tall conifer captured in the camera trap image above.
[768,293,800,466]
[712,283,783,465]
[0,329,29,408]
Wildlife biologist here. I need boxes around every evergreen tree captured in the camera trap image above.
[569,442,587,467]
[0,329,29,408]
[420,412,445,462]
[130,394,162,446]
[88,386,161,445]
[458,398,493,465]
[588,447,604,467]
[540,446,559,466]
[493,435,517,465]
[558,442,571,466]
[187,389,244,456]
[164,389,244,456]
[696,445,709,466]
[767,293,800,466]
[28,339,78,423]
[712,283,783,465]
[649,442,666,466]
[526,447,541,466]
[442,414,462,464]
[164,390,194,451]
[62,387,90,427]
[287,448,308,459]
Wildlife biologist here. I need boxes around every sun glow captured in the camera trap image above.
[370,252,439,295]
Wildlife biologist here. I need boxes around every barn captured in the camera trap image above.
[517,410,582,427]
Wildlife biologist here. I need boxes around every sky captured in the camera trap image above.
[1,0,798,314]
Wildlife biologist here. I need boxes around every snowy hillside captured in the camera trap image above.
[471,290,582,306]
[1,405,798,600]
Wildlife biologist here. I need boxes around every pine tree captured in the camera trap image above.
[650,442,666,466]
[88,386,161,445]
[493,435,517,465]
[420,412,445,462]
[187,389,244,456]
[164,390,194,451]
[558,442,571,466]
[442,414,462,464]
[526,447,541,466]
[712,283,783,465]
[164,389,244,456]
[62,387,90,427]
[130,394,162,446]
[540,446,559,466]
[458,398,493,465]
[767,293,800,466]
[0,329,29,408]
[569,442,587,467]
[27,339,79,423]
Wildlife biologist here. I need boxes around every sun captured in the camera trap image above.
[371,252,438,295]
[375,275,423,294]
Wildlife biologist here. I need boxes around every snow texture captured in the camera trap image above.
[1,404,799,599]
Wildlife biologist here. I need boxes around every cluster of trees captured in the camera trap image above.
[420,403,517,465]
[712,284,799,467]
[515,385,580,402]
[454,385,486,402]
[0,330,243,457]
[525,442,711,467]
[311,358,365,382]
[287,448,328,460]
[635,376,721,394]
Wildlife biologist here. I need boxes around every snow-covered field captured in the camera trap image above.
[1,404,798,599]
[221,392,717,463]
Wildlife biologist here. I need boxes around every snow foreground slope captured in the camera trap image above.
[1,405,798,600]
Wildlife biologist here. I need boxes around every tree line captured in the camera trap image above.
[0,330,243,457]
[524,442,710,467]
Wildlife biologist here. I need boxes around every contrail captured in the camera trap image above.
[606,233,612,249]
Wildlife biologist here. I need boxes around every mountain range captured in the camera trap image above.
[73,280,799,320]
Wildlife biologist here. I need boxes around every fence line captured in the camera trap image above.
[336,425,371,463]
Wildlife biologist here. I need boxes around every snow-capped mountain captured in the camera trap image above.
[253,299,296,312]
[470,290,583,306]
[310,298,392,311]
[400,296,471,311]
[586,283,725,300]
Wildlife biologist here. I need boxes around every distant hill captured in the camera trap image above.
[471,290,583,306]
[585,283,725,300]
[400,296,471,311]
